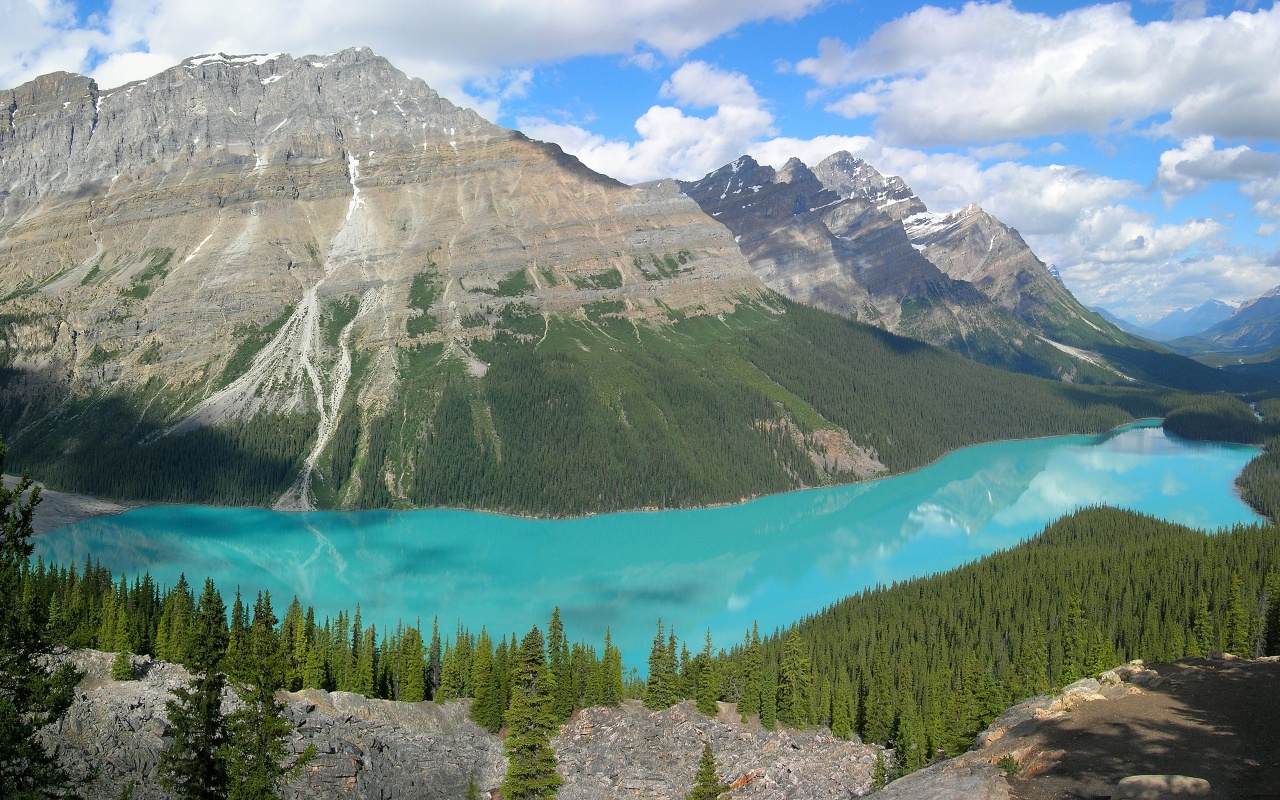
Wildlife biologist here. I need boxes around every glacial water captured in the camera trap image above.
[34,421,1264,669]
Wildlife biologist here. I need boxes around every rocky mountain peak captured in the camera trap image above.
[813,151,926,221]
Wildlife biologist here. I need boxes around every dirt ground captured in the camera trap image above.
[1008,657,1280,799]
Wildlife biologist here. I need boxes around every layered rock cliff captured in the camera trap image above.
[0,49,769,510]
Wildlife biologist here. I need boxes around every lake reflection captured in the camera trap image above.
[35,421,1263,668]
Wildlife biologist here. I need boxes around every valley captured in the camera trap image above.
[3,43,1279,800]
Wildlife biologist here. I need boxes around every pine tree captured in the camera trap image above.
[500,627,562,800]
[222,681,315,800]
[685,742,728,800]
[399,624,426,702]
[737,623,761,721]
[547,608,573,720]
[112,605,135,681]
[427,617,442,700]
[1193,591,1214,656]
[601,629,623,706]
[696,630,719,717]
[471,629,503,733]
[111,648,134,681]
[777,630,812,726]
[760,662,778,730]
[1062,593,1087,683]
[159,672,229,800]
[644,620,678,710]
[0,456,79,797]
[1265,572,1280,657]
[1225,573,1251,655]
[831,676,854,740]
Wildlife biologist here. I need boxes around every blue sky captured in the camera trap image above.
[4,0,1278,320]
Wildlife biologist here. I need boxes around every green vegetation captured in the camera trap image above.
[321,296,360,348]
[219,307,293,387]
[137,340,163,365]
[685,743,728,800]
[405,272,440,336]
[0,441,80,798]
[477,269,535,298]
[120,249,175,302]
[1163,394,1276,443]
[570,268,623,290]
[5,391,314,506]
[8,295,1193,515]
[636,251,692,282]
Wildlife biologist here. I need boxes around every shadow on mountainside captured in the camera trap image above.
[1009,657,1280,800]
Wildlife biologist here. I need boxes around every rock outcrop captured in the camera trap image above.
[679,152,1135,382]
[557,701,879,799]
[0,49,763,509]
[42,651,881,800]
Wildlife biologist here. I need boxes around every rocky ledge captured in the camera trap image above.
[41,651,881,799]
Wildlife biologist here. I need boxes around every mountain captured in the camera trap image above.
[1172,287,1280,355]
[680,152,1251,391]
[1090,307,1171,341]
[1147,300,1237,338]
[0,51,1215,514]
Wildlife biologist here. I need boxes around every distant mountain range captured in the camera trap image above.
[679,153,1238,388]
[0,49,1260,514]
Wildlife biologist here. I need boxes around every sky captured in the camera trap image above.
[3,0,1279,321]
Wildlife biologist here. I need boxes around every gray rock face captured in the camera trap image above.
[0,49,762,509]
[46,650,506,800]
[557,701,879,799]
[812,152,926,223]
[43,652,882,800]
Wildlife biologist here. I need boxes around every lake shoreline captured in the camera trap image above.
[19,418,1178,532]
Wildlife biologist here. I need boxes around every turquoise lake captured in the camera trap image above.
[34,421,1265,669]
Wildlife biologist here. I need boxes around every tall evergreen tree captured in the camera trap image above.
[685,742,728,800]
[644,620,678,710]
[737,623,762,721]
[1225,573,1251,655]
[696,630,719,717]
[500,627,562,800]
[159,673,229,800]
[427,617,442,700]
[601,629,623,707]
[0,459,79,798]
[471,629,503,733]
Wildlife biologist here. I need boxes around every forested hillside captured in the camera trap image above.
[7,296,1187,515]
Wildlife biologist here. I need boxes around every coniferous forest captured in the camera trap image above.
[4,375,1280,795]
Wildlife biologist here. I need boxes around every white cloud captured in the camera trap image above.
[1,0,823,111]
[1157,135,1280,198]
[796,2,1280,145]
[521,60,776,184]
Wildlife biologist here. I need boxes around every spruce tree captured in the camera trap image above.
[427,617,442,700]
[0,458,79,797]
[737,623,761,721]
[644,620,678,710]
[1265,572,1280,657]
[1225,573,1251,655]
[777,630,811,726]
[159,673,229,800]
[685,742,728,800]
[760,663,777,730]
[471,629,503,733]
[696,630,719,717]
[601,629,623,706]
[500,627,562,800]
[831,677,854,740]
[547,608,574,719]
[399,624,426,702]
[111,648,134,681]
[1062,594,1087,683]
